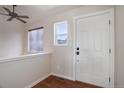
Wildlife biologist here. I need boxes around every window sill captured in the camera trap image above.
[54,44,68,46]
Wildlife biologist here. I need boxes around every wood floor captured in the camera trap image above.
[33,75,101,88]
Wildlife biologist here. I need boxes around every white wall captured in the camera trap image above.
[115,6,124,88]
[0,15,25,58]
[0,54,51,88]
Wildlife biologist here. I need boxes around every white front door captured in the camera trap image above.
[75,13,110,87]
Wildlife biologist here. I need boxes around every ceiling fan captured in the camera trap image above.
[0,5,29,23]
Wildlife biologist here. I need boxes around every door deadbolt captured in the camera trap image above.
[77,47,79,50]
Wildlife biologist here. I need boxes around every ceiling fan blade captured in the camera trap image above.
[2,7,11,14]
[16,18,27,23]
[17,15,29,18]
[0,12,10,16]
[7,17,14,21]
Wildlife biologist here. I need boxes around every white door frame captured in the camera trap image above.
[73,8,114,87]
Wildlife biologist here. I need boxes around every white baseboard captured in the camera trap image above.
[51,73,74,81]
[25,73,52,88]
[25,73,74,88]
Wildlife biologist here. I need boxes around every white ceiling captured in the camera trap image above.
[0,5,82,24]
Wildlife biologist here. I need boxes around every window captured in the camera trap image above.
[28,27,44,53]
[54,21,68,46]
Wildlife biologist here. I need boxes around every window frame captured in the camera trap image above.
[54,21,69,46]
[28,27,44,54]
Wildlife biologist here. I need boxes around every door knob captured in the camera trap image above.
[76,51,79,55]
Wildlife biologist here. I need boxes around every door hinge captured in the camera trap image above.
[109,77,111,82]
[109,49,111,54]
[109,20,111,24]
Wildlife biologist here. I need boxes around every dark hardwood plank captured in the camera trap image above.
[32,75,101,88]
